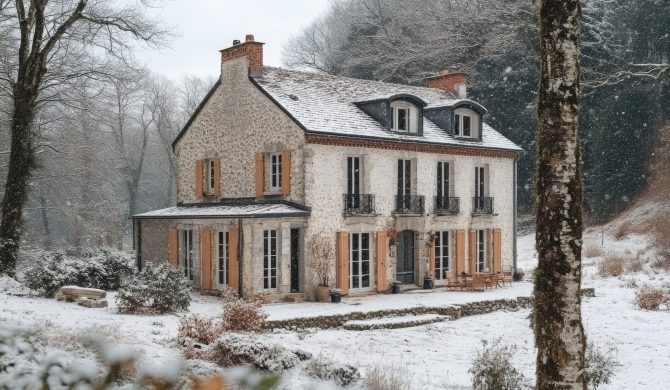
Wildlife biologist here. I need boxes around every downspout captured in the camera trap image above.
[513,156,518,271]
[238,218,243,297]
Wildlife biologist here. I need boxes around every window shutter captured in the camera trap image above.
[200,228,212,290]
[449,162,455,198]
[195,160,204,198]
[213,159,221,198]
[428,231,436,279]
[336,231,349,295]
[456,229,465,274]
[375,231,387,293]
[493,228,502,274]
[469,229,477,274]
[281,149,291,196]
[168,229,178,267]
[228,227,239,292]
[255,154,265,197]
[437,163,442,198]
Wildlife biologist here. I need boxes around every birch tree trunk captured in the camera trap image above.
[534,0,587,389]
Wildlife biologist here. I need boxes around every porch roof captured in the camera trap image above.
[132,202,310,220]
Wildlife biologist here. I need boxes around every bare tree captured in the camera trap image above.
[0,0,169,275]
[533,0,587,388]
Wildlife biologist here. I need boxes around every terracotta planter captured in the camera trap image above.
[315,286,330,302]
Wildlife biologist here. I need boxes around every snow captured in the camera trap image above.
[344,313,446,327]
[1,224,669,388]
[133,202,310,219]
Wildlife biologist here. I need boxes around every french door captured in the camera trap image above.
[349,232,371,289]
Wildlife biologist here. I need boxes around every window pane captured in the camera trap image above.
[454,114,460,135]
[463,116,471,136]
[397,108,407,130]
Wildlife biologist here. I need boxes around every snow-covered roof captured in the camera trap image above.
[252,67,523,152]
[132,202,310,220]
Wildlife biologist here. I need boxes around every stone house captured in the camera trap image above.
[132,34,523,300]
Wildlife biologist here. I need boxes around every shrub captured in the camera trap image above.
[364,363,411,390]
[116,262,191,314]
[222,288,268,331]
[178,315,222,345]
[512,268,524,282]
[626,256,644,273]
[469,339,524,390]
[203,334,309,372]
[613,221,631,240]
[583,245,604,258]
[304,354,360,387]
[598,254,624,277]
[634,286,669,311]
[22,248,133,296]
[585,342,620,390]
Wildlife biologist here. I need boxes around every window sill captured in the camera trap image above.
[471,212,498,217]
[263,189,283,196]
[389,129,422,136]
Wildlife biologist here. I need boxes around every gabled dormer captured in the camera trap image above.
[355,93,427,136]
[424,100,488,141]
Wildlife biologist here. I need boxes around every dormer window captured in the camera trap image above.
[454,113,472,137]
[390,101,419,133]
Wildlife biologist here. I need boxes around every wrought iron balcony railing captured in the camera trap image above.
[435,196,460,214]
[395,195,425,214]
[473,196,494,214]
[343,194,376,215]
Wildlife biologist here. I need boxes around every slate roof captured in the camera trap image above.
[132,202,310,219]
[251,67,523,152]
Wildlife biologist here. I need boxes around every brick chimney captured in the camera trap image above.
[428,69,468,99]
[219,34,264,75]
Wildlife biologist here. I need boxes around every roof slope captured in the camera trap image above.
[252,67,522,152]
[133,202,310,219]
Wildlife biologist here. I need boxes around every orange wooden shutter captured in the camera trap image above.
[195,160,204,199]
[200,228,212,290]
[336,231,349,295]
[281,150,291,196]
[428,231,436,279]
[469,229,477,274]
[456,230,465,274]
[255,154,265,197]
[493,228,502,274]
[168,228,179,267]
[213,159,221,198]
[375,231,387,293]
[228,227,239,291]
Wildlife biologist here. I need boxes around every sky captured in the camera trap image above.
[136,0,333,80]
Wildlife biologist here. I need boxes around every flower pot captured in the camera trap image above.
[315,286,330,302]
[391,282,401,294]
[330,292,342,303]
[423,276,434,289]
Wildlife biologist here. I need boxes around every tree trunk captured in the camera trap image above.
[0,99,36,276]
[534,0,587,389]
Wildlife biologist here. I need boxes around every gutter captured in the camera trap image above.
[513,156,518,271]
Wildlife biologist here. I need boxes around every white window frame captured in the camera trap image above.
[180,229,194,280]
[349,232,371,289]
[216,231,229,288]
[267,153,283,192]
[204,159,216,195]
[475,166,487,198]
[437,161,450,198]
[454,113,473,138]
[391,101,418,133]
[435,230,451,280]
[263,229,278,290]
[476,229,488,273]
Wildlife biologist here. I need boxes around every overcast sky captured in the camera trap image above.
[136,0,332,80]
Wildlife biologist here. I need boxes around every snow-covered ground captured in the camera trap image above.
[1,227,668,389]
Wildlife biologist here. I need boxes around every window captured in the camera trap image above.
[391,101,418,133]
[263,230,277,290]
[435,231,451,280]
[217,231,229,286]
[476,229,487,272]
[350,232,371,289]
[204,159,216,195]
[180,229,194,280]
[397,159,412,197]
[347,156,361,196]
[269,153,282,191]
[454,113,472,137]
[475,166,486,198]
[437,162,450,198]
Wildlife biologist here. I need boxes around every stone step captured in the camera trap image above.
[343,314,450,331]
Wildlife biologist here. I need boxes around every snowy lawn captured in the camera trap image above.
[1,229,669,389]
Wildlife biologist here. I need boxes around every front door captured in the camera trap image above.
[396,230,415,284]
[290,228,300,293]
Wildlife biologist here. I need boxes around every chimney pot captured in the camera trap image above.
[245,34,255,42]
[220,34,264,75]
[232,39,241,45]
[442,69,450,75]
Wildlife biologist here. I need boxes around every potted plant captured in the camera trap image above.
[308,233,335,303]
[329,288,342,303]
[391,280,402,294]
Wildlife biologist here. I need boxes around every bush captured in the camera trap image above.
[626,256,644,273]
[304,354,360,387]
[469,339,524,390]
[634,286,669,311]
[598,255,624,277]
[364,363,411,390]
[583,245,604,258]
[585,342,620,390]
[613,221,631,240]
[116,262,191,314]
[178,315,222,345]
[23,248,133,296]
[203,334,310,372]
[512,268,524,282]
[222,288,268,331]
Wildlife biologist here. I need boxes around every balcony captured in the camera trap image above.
[435,196,460,214]
[395,195,425,215]
[343,194,376,215]
[473,197,494,215]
